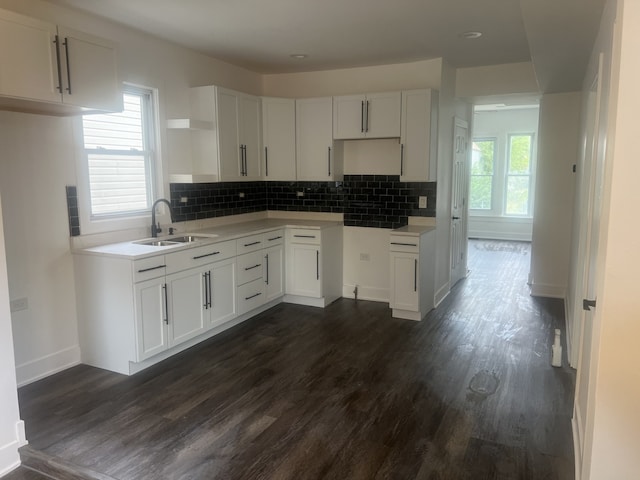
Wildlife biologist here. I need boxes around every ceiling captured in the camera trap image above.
[47,0,606,93]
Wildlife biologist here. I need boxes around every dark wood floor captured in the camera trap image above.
[15,239,575,480]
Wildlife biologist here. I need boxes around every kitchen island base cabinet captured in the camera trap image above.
[389,229,435,321]
[284,225,342,308]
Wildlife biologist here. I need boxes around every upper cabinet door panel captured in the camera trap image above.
[296,97,333,180]
[239,94,261,180]
[262,97,296,181]
[333,94,365,139]
[400,89,438,182]
[217,88,242,181]
[366,92,401,138]
[0,10,60,103]
[58,27,122,112]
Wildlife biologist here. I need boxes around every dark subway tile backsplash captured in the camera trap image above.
[169,176,435,229]
[65,186,80,237]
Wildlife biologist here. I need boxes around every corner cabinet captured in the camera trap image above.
[333,92,401,139]
[389,230,435,321]
[285,226,343,307]
[400,89,439,182]
[296,97,343,181]
[0,8,122,114]
[262,97,296,181]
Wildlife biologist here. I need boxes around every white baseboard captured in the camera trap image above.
[342,284,388,303]
[0,426,22,477]
[529,282,567,299]
[16,345,81,387]
[434,282,450,307]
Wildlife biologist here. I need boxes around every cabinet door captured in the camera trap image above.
[237,278,266,315]
[401,89,438,182]
[262,97,296,181]
[389,252,419,312]
[366,92,401,138]
[296,97,334,180]
[134,278,168,361]
[287,243,321,298]
[58,27,122,112]
[0,10,60,103]
[240,94,261,180]
[217,88,242,181]
[265,245,284,301]
[210,258,236,327]
[167,268,207,346]
[333,94,365,139]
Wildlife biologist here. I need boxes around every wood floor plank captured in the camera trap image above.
[17,239,575,479]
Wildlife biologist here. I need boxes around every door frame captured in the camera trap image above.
[450,117,470,286]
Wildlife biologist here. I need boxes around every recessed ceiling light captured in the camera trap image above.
[290,54,308,59]
[460,31,482,39]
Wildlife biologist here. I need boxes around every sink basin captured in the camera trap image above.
[134,239,180,247]
[170,235,214,243]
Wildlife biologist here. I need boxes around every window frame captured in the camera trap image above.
[74,83,165,236]
[504,132,535,217]
[469,137,497,212]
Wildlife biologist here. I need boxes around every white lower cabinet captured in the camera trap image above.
[209,258,236,327]
[389,230,435,321]
[285,225,343,307]
[264,244,284,301]
[135,277,169,361]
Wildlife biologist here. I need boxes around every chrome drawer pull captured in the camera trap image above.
[192,251,220,260]
[137,264,166,273]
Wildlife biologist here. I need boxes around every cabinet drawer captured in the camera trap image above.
[390,235,420,253]
[166,240,236,274]
[236,233,264,255]
[288,228,321,245]
[236,250,265,285]
[263,229,284,247]
[133,256,167,282]
[237,278,266,315]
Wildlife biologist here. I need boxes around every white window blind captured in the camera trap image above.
[82,88,155,217]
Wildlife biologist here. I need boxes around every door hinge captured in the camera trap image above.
[583,298,597,311]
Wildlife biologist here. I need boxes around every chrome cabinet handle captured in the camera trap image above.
[264,146,268,177]
[202,272,208,309]
[244,264,261,271]
[137,264,166,273]
[361,100,365,133]
[294,234,316,239]
[162,284,169,324]
[327,146,331,176]
[53,35,63,94]
[63,37,71,94]
[245,292,262,301]
[192,251,220,260]
[400,144,404,176]
[316,250,320,280]
[365,100,369,132]
[414,259,418,292]
[267,236,282,241]
[390,242,417,247]
[207,271,212,309]
[244,241,261,247]
[265,254,269,285]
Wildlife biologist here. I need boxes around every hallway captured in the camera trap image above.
[11,240,575,480]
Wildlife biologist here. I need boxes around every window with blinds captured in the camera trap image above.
[82,87,155,218]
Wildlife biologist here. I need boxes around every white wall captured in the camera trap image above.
[584,0,640,477]
[456,62,539,100]
[469,107,540,241]
[342,227,391,302]
[0,193,24,476]
[0,0,261,386]
[529,93,580,298]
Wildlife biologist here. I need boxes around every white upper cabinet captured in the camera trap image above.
[333,92,401,139]
[400,89,439,182]
[0,8,122,114]
[262,97,296,181]
[296,97,342,181]
[217,87,261,181]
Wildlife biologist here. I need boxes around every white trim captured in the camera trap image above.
[342,284,388,303]
[0,435,21,477]
[434,282,450,307]
[529,282,567,299]
[573,407,584,480]
[15,345,81,387]
[468,231,531,242]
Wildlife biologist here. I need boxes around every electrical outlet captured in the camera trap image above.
[180,197,188,203]
[359,253,370,261]
[238,192,245,198]
[10,297,28,313]
[419,196,427,209]
[296,191,305,197]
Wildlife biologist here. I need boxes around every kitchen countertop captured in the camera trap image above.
[390,225,436,236]
[74,218,342,260]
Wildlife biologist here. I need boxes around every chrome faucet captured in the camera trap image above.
[151,198,175,237]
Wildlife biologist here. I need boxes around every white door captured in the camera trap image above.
[262,97,296,181]
[0,11,61,103]
[167,267,207,345]
[134,278,168,361]
[574,54,607,476]
[58,27,121,112]
[389,252,419,311]
[296,97,333,180]
[210,258,236,327]
[286,244,321,297]
[240,94,261,180]
[450,118,469,286]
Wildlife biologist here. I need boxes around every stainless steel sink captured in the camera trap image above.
[171,235,213,243]
[134,239,180,247]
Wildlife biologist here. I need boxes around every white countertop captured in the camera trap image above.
[74,218,342,260]
[390,225,436,236]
